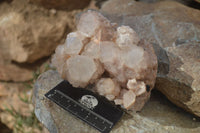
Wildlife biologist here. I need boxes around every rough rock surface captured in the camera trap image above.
[33,70,200,133]
[101,0,200,117]
[30,0,91,10]
[51,10,157,110]
[0,0,77,81]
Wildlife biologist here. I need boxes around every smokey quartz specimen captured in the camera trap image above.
[51,10,157,111]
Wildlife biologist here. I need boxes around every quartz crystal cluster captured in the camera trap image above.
[52,10,157,111]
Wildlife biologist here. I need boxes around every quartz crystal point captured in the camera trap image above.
[64,55,104,88]
[64,32,84,55]
[51,45,69,75]
[96,78,120,100]
[116,26,140,47]
[77,10,115,41]
[51,10,157,111]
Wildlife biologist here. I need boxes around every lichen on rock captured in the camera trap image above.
[51,10,158,111]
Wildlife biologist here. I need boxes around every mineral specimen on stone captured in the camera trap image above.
[96,78,120,100]
[51,10,158,111]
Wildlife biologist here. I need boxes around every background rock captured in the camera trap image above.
[0,0,78,81]
[33,70,200,133]
[156,42,200,116]
[0,122,12,133]
[0,0,74,63]
[0,62,33,82]
[29,0,91,10]
[101,0,200,117]
[138,0,200,9]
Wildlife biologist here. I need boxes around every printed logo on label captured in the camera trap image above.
[79,95,98,109]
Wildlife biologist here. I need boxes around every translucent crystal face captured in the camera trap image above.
[51,10,157,111]
[82,41,100,59]
[116,26,140,47]
[64,32,84,55]
[77,12,100,37]
[65,55,97,87]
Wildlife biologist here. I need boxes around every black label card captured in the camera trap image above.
[45,80,124,133]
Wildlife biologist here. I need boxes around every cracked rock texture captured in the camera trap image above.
[101,0,200,117]
[33,70,200,133]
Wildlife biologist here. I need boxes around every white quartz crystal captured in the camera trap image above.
[64,32,84,55]
[51,10,157,111]
[96,78,120,97]
[123,90,136,109]
[51,45,69,75]
[127,79,146,96]
[64,55,104,88]
[116,26,140,47]
[82,41,100,59]
[77,10,115,41]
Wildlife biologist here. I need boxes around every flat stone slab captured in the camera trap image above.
[33,70,200,133]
